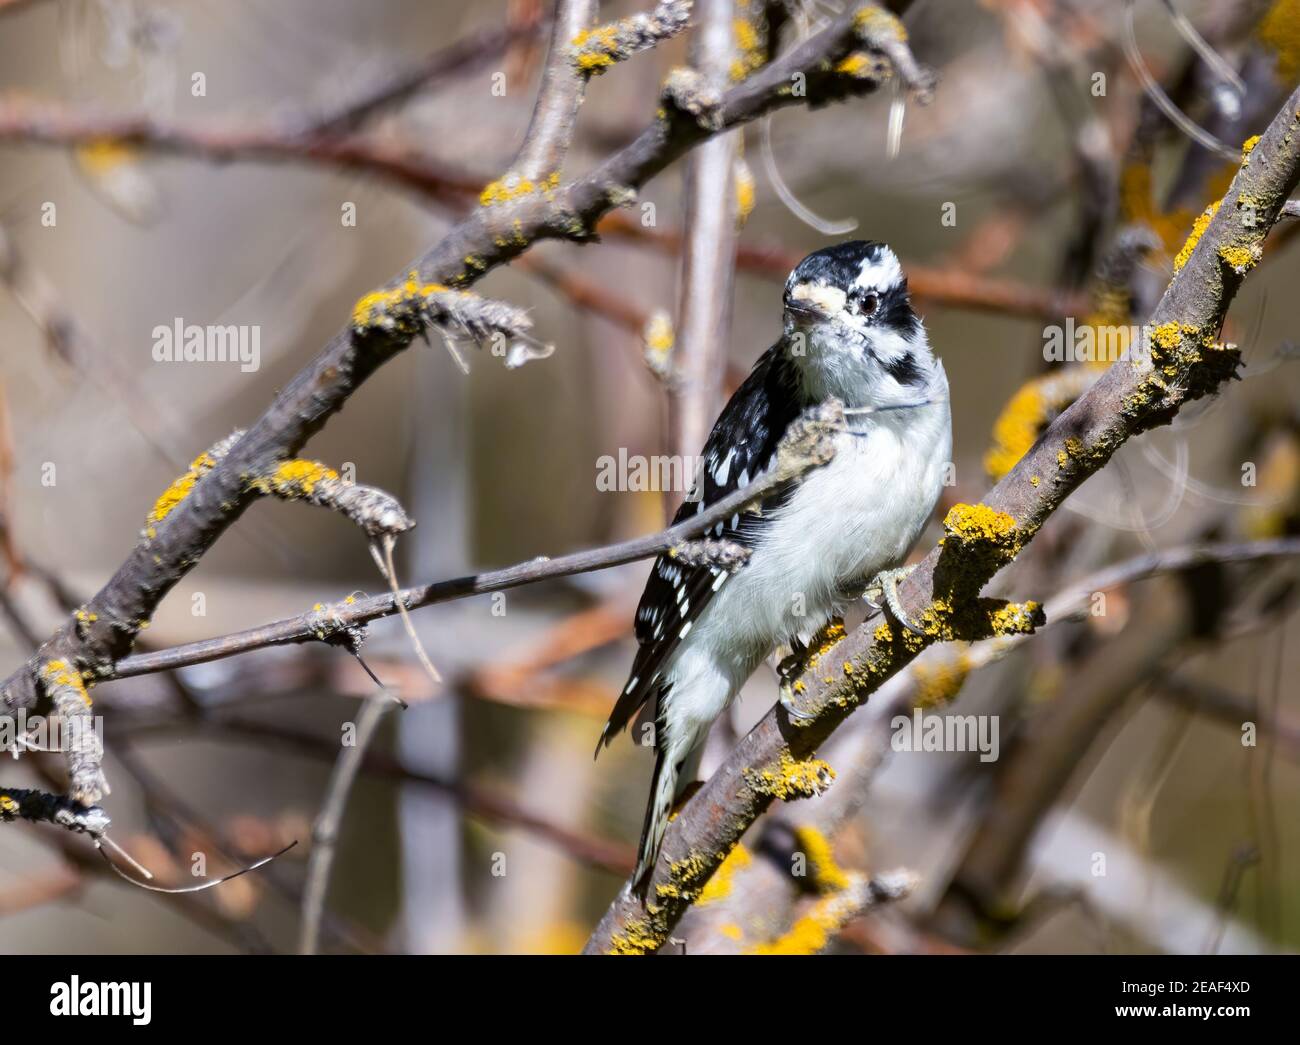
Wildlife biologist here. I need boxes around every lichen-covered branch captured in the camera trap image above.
[570,0,694,77]
[0,98,483,204]
[0,787,110,835]
[582,85,1300,955]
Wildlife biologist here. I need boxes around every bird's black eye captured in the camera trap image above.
[850,291,880,318]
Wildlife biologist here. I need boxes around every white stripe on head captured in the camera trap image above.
[854,247,902,292]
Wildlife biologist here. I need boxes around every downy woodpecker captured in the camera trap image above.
[597,240,952,887]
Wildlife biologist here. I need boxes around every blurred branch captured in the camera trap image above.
[517,254,649,333]
[304,13,548,136]
[670,0,737,470]
[597,215,1091,319]
[583,86,1300,954]
[1159,672,1300,764]
[0,98,482,204]
[298,696,393,955]
[116,713,636,875]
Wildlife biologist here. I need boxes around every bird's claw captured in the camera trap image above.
[865,565,925,636]
[780,681,817,720]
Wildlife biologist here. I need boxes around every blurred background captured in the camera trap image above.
[0,0,1297,954]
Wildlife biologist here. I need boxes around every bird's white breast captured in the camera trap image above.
[685,373,951,676]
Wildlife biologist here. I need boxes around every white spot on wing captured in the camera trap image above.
[714,448,734,486]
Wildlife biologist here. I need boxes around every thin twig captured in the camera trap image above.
[299,696,393,954]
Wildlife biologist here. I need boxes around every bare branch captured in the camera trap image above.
[298,696,393,955]
[0,99,482,203]
[304,14,548,136]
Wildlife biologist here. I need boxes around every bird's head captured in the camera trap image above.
[781,240,938,409]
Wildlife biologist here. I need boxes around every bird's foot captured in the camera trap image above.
[864,564,925,636]
[776,622,840,720]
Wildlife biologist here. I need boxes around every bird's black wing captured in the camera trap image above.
[596,344,807,753]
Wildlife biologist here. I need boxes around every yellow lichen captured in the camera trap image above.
[1242,134,1261,157]
[984,377,1047,481]
[746,750,835,801]
[734,161,756,225]
[730,15,766,82]
[643,311,674,361]
[941,503,1019,549]
[1173,200,1221,271]
[719,923,743,942]
[802,619,846,671]
[698,843,752,904]
[834,52,873,76]
[351,270,453,331]
[792,825,850,893]
[248,459,339,499]
[1218,244,1257,272]
[41,659,91,706]
[479,171,560,208]
[987,600,1042,636]
[571,25,621,75]
[1259,0,1300,81]
[747,889,858,955]
[609,917,664,955]
[146,449,219,530]
[910,648,971,708]
[1149,321,1204,358]
[854,5,907,42]
[75,139,133,175]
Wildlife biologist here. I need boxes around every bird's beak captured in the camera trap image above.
[785,281,846,319]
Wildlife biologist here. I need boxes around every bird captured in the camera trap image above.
[595,240,952,889]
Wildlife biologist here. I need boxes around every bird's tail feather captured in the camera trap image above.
[632,748,678,891]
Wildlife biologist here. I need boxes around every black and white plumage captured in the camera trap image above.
[597,241,953,888]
